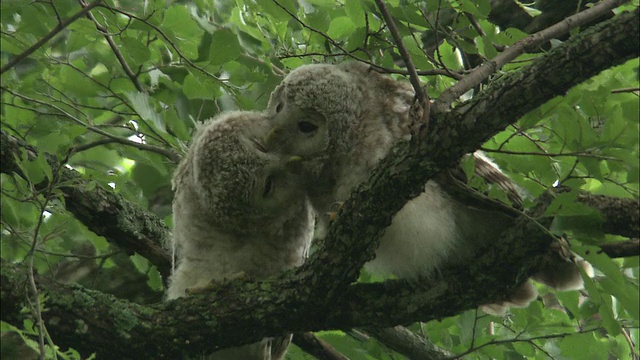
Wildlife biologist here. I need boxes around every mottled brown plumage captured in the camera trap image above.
[167,111,314,359]
[266,62,588,314]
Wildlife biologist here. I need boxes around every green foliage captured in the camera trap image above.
[1,0,637,359]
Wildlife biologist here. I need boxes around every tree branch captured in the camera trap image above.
[301,7,639,302]
[292,333,349,360]
[0,201,556,359]
[0,0,103,75]
[599,239,640,258]
[434,0,630,113]
[79,0,145,93]
[578,194,639,238]
[0,130,173,281]
[365,326,453,360]
[374,0,426,102]
[1,88,181,163]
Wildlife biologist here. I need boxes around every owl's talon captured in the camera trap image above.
[325,201,344,222]
[326,211,338,222]
[330,201,344,211]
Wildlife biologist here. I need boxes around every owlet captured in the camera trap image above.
[167,111,314,359]
[265,62,589,313]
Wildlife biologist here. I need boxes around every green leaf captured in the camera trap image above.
[209,29,242,65]
[18,152,52,185]
[131,253,150,273]
[183,72,220,100]
[600,277,640,320]
[576,245,625,284]
[579,265,622,336]
[599,295,621,336]
[120,36,152,65]
[147,266,164,291]
[259,0,296,21]
[125,92,166,133]
[59,65,100,98]
[457,0,490,18]
[576,245,639,320]
[327,16,356,39]
[556,290,581,318]
[560,333,609,359]
[162,6,203,59]
[306,11,331,33]
[65,19,95,52]
[345,1,366,27]
[513,341,536,357]
[0,185,19,227]
[497,27,529,45]
[480,36,497,59]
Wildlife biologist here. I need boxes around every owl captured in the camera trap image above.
[167,111,314,359]
[265,62,589,313]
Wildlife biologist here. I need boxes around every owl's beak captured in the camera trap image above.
[250,138,267,153]
[286,156,304,174]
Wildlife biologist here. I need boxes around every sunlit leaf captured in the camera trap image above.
[209,28,242,65]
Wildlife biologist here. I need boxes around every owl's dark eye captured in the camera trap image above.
[263,176,273,197]
[298,121,318,134]
[275,102,284,113]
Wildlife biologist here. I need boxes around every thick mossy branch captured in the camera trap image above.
[0,202,552,359]
[301,8,639,296]
[577,193,640,238]
[0,130,173,280]
[0,9,638,359]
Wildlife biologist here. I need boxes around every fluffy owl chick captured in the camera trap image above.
[267,62,414,239]
[265,62,509,273]
[167,111,314,359]
[266,62,587,311]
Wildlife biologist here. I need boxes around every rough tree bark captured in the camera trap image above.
[0,7,638,360]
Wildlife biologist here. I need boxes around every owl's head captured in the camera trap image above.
[265,62,415,164]
[173,111,307,235]
[265,63,368,161]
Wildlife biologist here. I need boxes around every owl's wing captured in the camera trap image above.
[442,153,592,293]
[437,152,523,217]
[269,334,293,360]
[471,152,523,208]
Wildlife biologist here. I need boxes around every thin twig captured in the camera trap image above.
[26,179,55,359]
[422,0,457,76]
[100,5,230,90]
[272,0,462,81]
[374,0,425,102]
[79,0,145,92]
[611,87,640,94]
[45,56,171,146]
[621,325,639,360]
[46,56,137,113]
[435,0,630,113]
[72,138,123,153]
[365,326,452,359]
[480,147,622,161]
[292,332,349,360]
[271,0,353,56]
[2,88,181,163]
[0,0,103,75]
[452,326,639,359]
[277,52,463,78]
